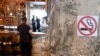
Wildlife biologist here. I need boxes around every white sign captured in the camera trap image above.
[77,16,98,36]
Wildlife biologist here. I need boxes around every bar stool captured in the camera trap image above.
[0,36,3,56]
[2,36,13,56]
[12,42,21,56]
[12,36,21,56]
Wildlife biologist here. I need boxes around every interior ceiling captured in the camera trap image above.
[2,0,27,5]
[1,0,45,6]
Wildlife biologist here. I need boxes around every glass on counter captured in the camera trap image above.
[4,26,17,31]
[4,26,9,31]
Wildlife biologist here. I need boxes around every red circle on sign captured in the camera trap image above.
[78,16,97,36]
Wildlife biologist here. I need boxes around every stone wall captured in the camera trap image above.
[48,0,100,56]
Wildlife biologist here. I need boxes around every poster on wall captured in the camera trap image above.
[77,16,99,36]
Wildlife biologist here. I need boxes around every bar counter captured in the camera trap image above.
[0,31,20,44]
[0,31,46,36]
[0,31,46,40]
[0,31,17,36]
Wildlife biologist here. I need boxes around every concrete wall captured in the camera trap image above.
[48,0,100,56]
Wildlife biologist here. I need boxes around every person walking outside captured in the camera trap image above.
[32,15,36,32]
[36,17,41,32]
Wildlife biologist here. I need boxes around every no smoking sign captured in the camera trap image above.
[77,16,98,36]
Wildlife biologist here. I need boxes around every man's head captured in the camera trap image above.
[21,17,27,23]
[33,15,35,18]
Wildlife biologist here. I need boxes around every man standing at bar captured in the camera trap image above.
[17,17,32,56]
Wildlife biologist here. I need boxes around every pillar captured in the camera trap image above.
[48,0,100,56]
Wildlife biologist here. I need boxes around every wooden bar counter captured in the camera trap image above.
[0,31,46,42]
[0,31,18,36]
[0,31,19,42]
[0,31,20,56]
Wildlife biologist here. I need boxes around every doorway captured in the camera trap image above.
[26,1,48,33]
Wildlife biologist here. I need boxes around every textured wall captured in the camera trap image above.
[48,0,100,56]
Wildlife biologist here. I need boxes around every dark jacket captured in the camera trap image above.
[17,23,32,43]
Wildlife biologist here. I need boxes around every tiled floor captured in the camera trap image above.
[32,36,50,56]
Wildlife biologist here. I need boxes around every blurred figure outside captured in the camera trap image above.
[32,15,36,32]
[36,17,41,32]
